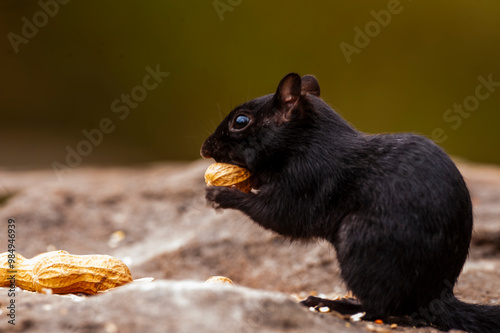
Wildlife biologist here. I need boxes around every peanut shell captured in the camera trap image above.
[0,252,35,291]
[204,163,252,193]
[205,276,234,285]
[0,250,133,294]
[33,252,133,294]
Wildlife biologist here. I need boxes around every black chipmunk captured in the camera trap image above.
[201,73,500,332]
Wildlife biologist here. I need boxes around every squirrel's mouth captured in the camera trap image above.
[230,161,249,170]
[217,156,250,172]
[214,159,260,190]
[200,141,250,170]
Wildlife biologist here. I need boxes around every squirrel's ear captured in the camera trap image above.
[275,73,302,120]
[277,73,301,105]
[301,75,320,97]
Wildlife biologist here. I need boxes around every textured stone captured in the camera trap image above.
[0,159,498,332]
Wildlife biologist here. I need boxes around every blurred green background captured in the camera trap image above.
[1,0,499,170]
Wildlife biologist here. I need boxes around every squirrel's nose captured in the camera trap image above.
[200,150,211,159]
[200,143,211,159]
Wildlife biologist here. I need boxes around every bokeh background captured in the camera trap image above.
[1,0,499,170]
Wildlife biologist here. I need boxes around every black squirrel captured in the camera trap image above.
[201,73,500,332]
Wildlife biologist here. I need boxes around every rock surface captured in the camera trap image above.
[0,159,499,332]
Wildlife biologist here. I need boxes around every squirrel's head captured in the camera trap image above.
[201,73,321,172]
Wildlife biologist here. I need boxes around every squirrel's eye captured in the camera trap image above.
[232,115,251,130]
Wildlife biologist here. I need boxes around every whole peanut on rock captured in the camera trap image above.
[0,250,133,294]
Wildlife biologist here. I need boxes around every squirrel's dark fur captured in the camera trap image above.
[201,73,500,332]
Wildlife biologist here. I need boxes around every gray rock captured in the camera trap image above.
[0,159,498,332]
[0,280,363,333]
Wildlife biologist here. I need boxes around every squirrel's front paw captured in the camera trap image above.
[205,186,242,209]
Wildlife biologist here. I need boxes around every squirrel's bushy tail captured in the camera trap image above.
[430,295,500,333]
